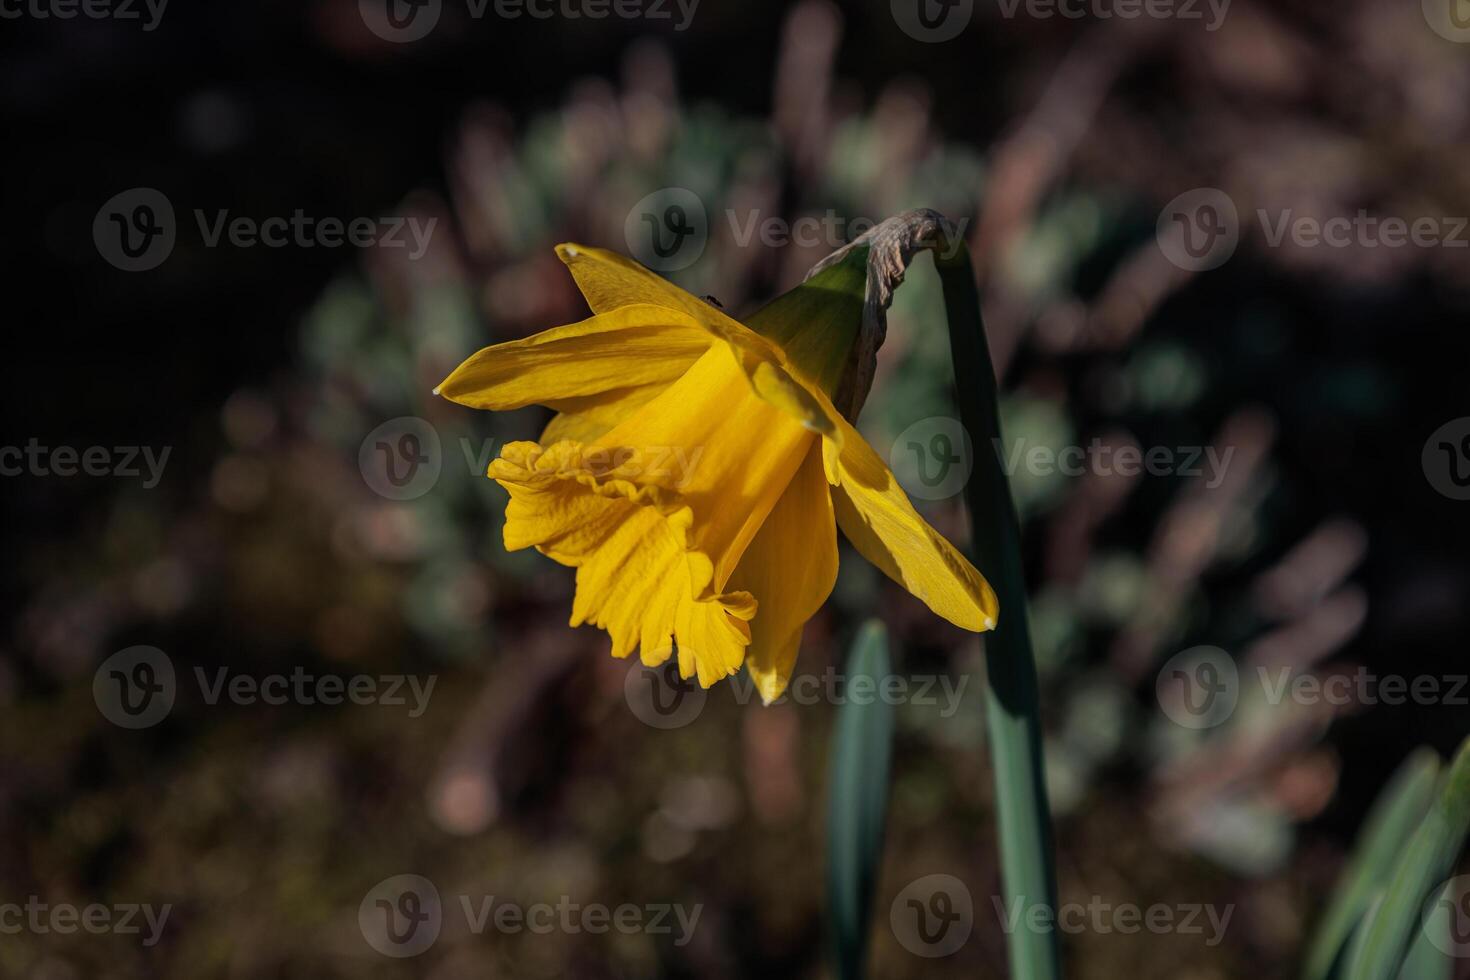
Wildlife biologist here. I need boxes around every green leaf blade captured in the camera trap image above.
[1344,738,1470,980]
[1304,747,1441,980]
[826,620,896,980]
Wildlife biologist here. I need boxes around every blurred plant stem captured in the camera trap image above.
[936,240,1062,980]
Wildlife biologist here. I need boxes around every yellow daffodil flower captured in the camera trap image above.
[437,243,997,703]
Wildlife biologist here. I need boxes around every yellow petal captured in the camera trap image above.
[742,247,867,398]
[539,383,668,444]
[728,441,838,704]
[486,341,818,688]
[596,344,817,590]
[743,354,841,442]
[489,440,756,687]
[556,243,846,443]
[823,418,998,632]
[557,243,723,322]
[435,304,711,412]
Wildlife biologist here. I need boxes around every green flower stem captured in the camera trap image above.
[935,242,1061,980]
[804,210,1061,978]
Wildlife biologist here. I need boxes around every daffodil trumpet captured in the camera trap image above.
[436,240,998,704]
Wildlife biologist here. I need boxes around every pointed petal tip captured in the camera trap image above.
[753,673,790,705]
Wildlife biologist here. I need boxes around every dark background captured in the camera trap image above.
[4,0,1470,976]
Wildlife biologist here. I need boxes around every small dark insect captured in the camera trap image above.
[704,295,724,309]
